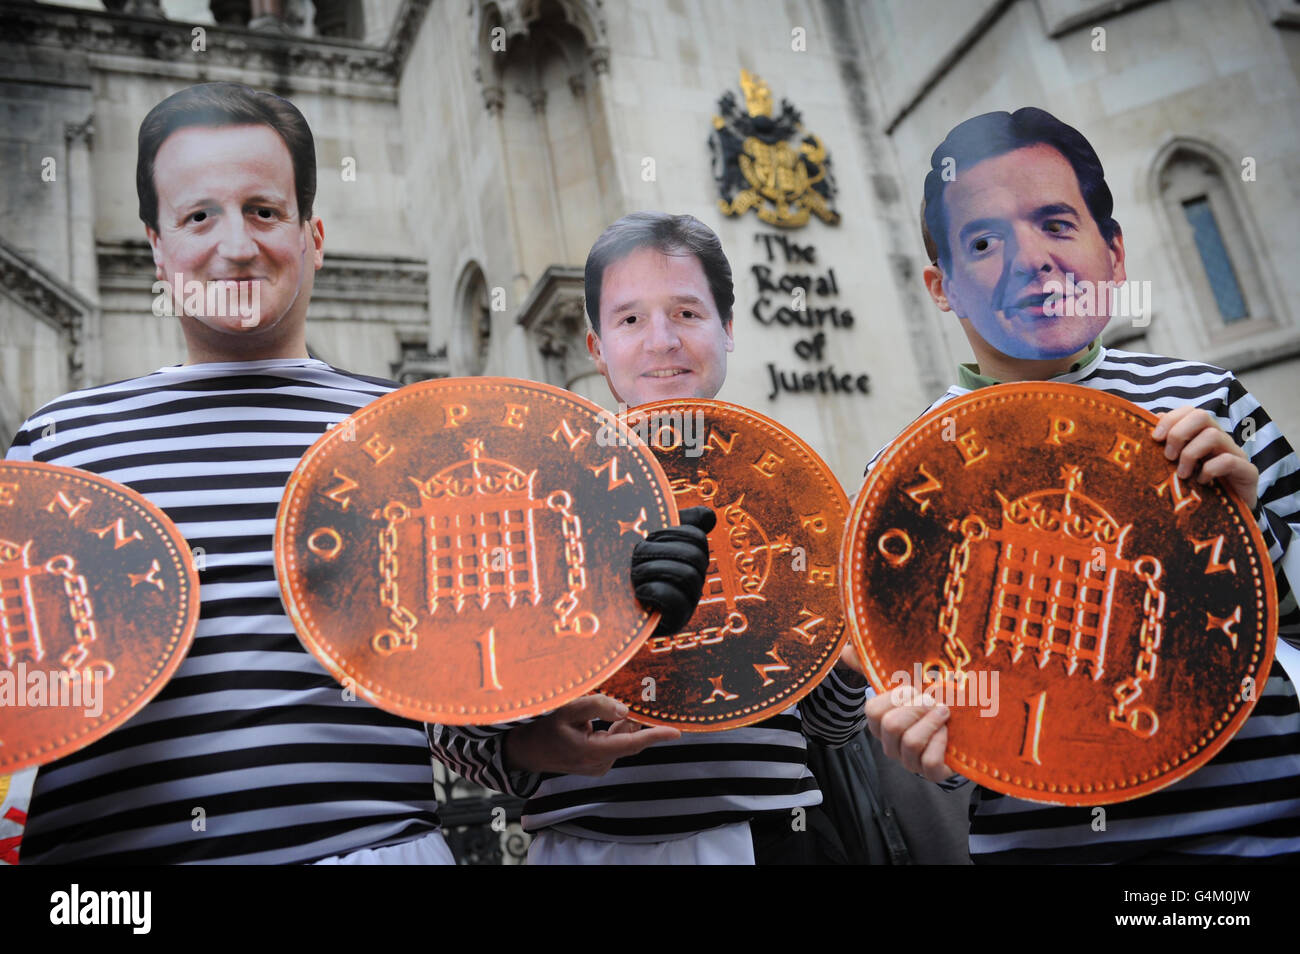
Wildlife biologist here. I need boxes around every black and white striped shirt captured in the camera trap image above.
[5,359,442,864]
[870,346,1300,863]
[429,671,868,842]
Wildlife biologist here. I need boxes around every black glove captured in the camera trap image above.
[631,506,716,636]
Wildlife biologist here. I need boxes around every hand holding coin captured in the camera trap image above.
[866,685,952,782]
[501,504,714,776]
[1154,406,1258,509]
[630,506,716,636]
[503,694,681,776]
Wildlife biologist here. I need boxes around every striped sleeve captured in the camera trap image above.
[861,687,971,790]
[797,670,868,746]
[426,721,543,799]
[1218,377,1300,647]
[6,422,35,460]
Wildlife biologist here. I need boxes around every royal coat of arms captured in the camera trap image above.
[709,69,840,228]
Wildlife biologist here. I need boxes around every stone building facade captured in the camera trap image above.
[3,0,1297,484]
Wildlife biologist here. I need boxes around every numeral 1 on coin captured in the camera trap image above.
[477,628,502,691]
[1021,690,1047,765]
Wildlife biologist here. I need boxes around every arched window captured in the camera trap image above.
[453,262,492,377]
[1156,141,1277,338]
[473,0,616,279]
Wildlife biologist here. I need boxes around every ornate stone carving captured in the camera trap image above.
[392,339,449,384]
[388,0,433,75]
[471,0,610,112]
[515,265,588,388]
[63,115,95,148]
[0,0,434,85]
[0,236,96,389]
[523,87,547,113]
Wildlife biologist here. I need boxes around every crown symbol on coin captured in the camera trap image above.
[699,492,779,610]
[740,69,773,117]
[995,465,1124,545]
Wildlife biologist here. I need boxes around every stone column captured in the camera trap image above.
[63,116,97,301]
[63,116,101,388]
[585,45,624,219]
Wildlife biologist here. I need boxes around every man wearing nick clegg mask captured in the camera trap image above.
[429,212,870,864]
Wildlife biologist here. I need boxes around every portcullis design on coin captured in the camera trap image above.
[275,378,677,724]
[842,383,1276,805]
[600,400,849,730]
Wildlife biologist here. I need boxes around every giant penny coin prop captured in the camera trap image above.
[275,378,677,724]
[601,400,849,730]
[0,461,200,773]
[842,382,1276,805]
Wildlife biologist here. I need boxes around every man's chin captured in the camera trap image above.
[184,311,283,336]
[632,372,700,404]
[994,313,1104,362]
[1001,339,1088,362]
[634,371,728,405]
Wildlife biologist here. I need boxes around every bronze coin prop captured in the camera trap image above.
[0,461,200,773]
[600,400,849,730]
[842,382,1277,805]
[275,377,677,724]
